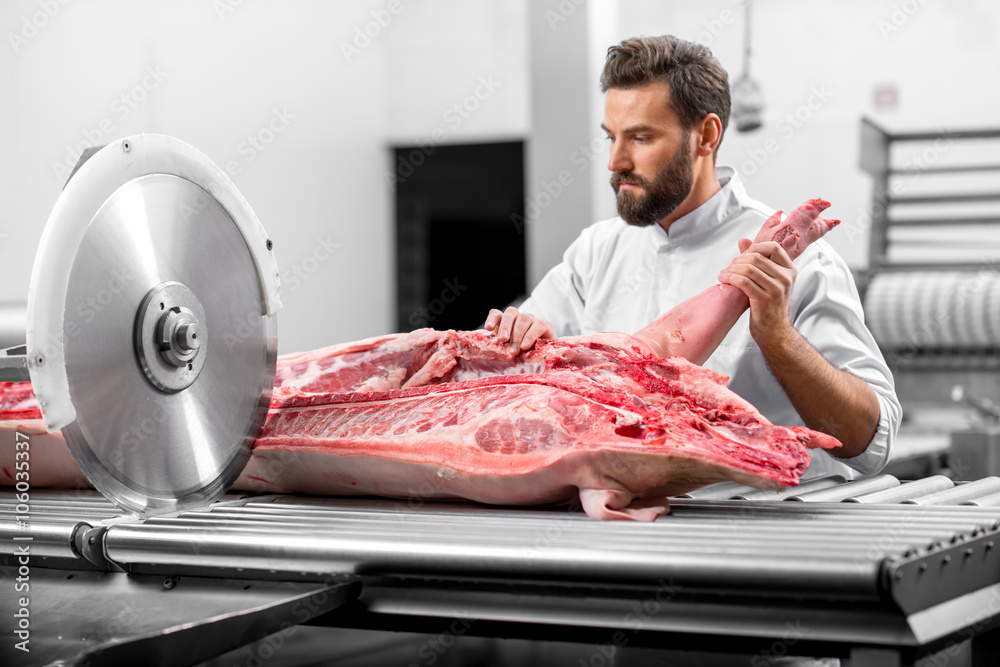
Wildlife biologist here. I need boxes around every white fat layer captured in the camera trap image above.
[451,362,545,382]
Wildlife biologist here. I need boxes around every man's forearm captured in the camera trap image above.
[757,325,880,459]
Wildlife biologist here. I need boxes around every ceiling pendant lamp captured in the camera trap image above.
[731,0,765,132]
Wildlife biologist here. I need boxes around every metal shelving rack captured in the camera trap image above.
[859,116,1000,273]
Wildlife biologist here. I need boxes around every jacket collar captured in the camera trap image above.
[649,166,748,248]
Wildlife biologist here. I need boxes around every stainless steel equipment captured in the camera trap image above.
[7,127,1000,666]
[0,301,26,350]
[2,135,282,515]
[4,475,1000,666]
[859,118,1000,480]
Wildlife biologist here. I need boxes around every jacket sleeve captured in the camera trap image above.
[517,229,595,338]
[789,243,901,476]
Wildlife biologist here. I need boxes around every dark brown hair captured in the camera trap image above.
[601,35,731,154]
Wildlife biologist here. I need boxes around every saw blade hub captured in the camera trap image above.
[136,281,208,393]
[158,307,200,363]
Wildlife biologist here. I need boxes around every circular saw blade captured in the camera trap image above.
[27,136,281,516]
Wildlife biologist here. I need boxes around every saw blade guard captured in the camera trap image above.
[25,134,282,515]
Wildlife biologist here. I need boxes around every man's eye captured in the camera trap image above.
[605,135,615,143]
[634,136,649,143]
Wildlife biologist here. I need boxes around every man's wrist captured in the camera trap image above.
[753,319,800,361]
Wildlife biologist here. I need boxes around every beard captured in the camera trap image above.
[611,139,694,228]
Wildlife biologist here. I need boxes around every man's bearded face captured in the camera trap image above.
[610,130,694,227]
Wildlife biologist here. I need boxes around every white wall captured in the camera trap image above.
[384,0,528,144]
[597,0,1000,267]
[4,1,998,356]
[524,0,594,287]
[1,0,529,355]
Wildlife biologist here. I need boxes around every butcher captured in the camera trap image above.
[485,35,900,480]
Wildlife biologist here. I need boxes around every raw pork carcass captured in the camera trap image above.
[247,328,838,520]
[0,199,842,520]
[240,199,842,519]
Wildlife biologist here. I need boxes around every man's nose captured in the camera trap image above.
[607,142,632,173]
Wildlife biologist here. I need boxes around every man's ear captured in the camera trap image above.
[695,113,723,157]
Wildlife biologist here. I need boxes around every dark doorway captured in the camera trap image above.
[393,141,525,332]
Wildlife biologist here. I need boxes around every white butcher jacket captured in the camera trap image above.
[519,166,900,480]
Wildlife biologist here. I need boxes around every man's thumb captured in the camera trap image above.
[738,238,752,253]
